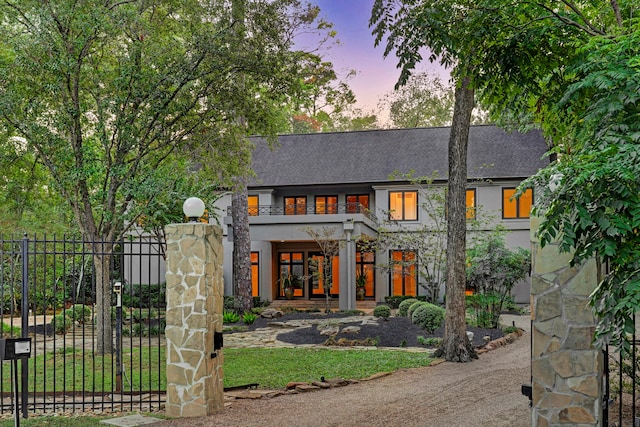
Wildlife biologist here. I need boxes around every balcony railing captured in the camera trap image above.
[229,203,377,222]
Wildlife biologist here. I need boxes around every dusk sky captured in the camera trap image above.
[305,0,450,122]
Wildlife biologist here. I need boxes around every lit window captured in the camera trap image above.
[389,191,417,220]
[279,252,305,297]
[503,188,533,219]
[390,250,417,296]
[251,252,259,297]
[356,250,375,298]
[347,194,369,213]
[248,195,259,216]
[315,196,338,214]
[284,196,307,215]
[466,189,476,219]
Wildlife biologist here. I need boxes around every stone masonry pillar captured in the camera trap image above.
[164,223,224,418]
[530,216,604,426]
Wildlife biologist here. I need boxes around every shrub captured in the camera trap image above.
[242,311,258,325]
[224,296,237,312]
[121,283,166,309]
[407,301,428,318]
[223,311,240,324]
[384,295,426,309]
[412,303,445,333]
[64,304,92,323]
[398,298,419,317]
[131,308,159,323]
[253,297,270,308]
[52,314,73,335]
[373,305,391,319]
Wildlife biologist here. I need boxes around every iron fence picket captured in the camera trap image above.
[0,234,166,414]
[605,314,640,427]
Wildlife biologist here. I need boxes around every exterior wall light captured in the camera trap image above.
[183,197,205,222]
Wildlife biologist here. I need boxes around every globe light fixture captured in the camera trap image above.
[183,197,205,222]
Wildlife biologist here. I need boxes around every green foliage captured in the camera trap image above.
[64,304,92,324]
[52,314,73,335]
[224,296,238,312]
[384,295,426,309]
[411,303,445,333]
[379,72,470,128]
[417,336,442,347]
[522,29,640,355]
[121,283,165,310]
[503,326,520,335]
[252,297,270,308]
[407,301,428,318]
[373,305,391,319]
[242,311,258,325]
[1,323,20,338]
[465,232,531,328]
[398,298,419,317]
[223,311,241,324]
[131,308,159,323]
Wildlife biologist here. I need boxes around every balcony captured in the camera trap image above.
[226,203,377,223]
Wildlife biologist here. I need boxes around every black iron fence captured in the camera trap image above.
[605,322,640,427]
[0,234,166,415]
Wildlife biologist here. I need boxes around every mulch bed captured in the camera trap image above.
[243,311,503,349]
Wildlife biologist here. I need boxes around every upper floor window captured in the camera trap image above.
[503,188,533,219]
[284,196,307,215]
[466,188,476,219]
[248,195,259,216]
[347,194,369,213]
[389,191,417,221]
[315,196,338,214]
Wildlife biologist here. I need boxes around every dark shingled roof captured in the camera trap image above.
[249,125,549,187]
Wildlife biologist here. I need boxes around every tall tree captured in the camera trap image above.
[227,0,340,311]
[0,0,316,353]
[373,0,636,357]
[230,0,253,314]
[371,1,481,362]
[378,71,488,128]
[379,72,454,128]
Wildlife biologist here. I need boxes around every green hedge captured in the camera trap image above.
[384,295,426,309]
[122,283,165,309]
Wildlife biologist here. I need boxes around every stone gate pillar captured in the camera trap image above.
[530,216,604,426]
[164,223,224,418]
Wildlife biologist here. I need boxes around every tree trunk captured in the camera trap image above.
[435,77,478,362]
[230,0,252,314]
[232,185,253,313]
[94,251,114,354]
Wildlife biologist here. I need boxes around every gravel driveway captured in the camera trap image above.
[150,314,531,427]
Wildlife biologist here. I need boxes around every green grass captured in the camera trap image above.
[0,347,432,424]
[0,415,111,426]
[1,322,20,337]
[0,413,166,426]
[1,346,164,393]
[223,347,433,389]
[3,346,431,394]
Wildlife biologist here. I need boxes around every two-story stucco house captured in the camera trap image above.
[216,125,549,310]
